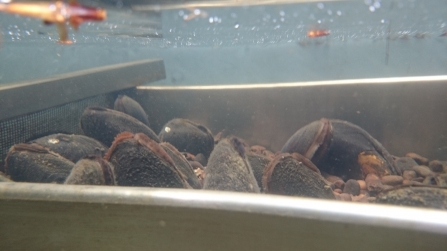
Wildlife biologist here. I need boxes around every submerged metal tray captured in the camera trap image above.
[0,182,447,251]
[2,76,447,250]
[0,59,165,121]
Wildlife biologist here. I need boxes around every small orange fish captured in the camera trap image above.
[0,0,106,44]
[307,29,330,38]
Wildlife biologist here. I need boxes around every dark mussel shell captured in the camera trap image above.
[281,119,332,161]
[64,156,115,185]
[246,151,272,192]
[160,142,202,189]
[105,132,190,188]
[114,95,150,126]
[159,118,214,159]
[203,137,260,193]
[31,133,107,163]
[262,153,335,199]
[281,118,398,180]
[375,186,447,210]
[80,107,159,146]
[5,143,74,183]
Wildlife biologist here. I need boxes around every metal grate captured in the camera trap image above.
[0,94,114,169]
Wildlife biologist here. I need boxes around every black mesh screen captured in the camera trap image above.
[0,94,114,169]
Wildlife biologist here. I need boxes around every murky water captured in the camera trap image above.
[0,0,446,85]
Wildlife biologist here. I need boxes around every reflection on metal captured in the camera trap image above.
[0,182,446,250]
[139,75,447,90]
[133,0,344,11]
[135,75,447,159]
[0,59,165,121]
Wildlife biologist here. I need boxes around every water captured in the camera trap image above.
[0,0,446,85]
[1,2,447,247]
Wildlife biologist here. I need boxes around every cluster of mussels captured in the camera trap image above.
[1,95,447,210]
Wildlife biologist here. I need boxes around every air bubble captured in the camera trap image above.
[381,19,385,23]
[209,17,214,23]
[234,23,240,29]
[364,0,372,5]
[369,6,375,12]
[193,9,201,15]
[178,10,184,16]
[337,10,342,16]
[373,1,381,8]
[317,3,324,9]
[279,10,285,16]
[327,10,332,15]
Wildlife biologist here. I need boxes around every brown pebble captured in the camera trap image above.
[343,179,360,196]
[402,179,411,185]
[338,193,352,201]
[429,160,444,173]
[402,170,417,180]
[357,180,366,190]
[381,175,403,186]
[412,177,424,182]
[436,174,447,187]
[334,188,343,194]
[394,157,418,172]
[360,190,369,195]
[403,180,424,186]
[406,153,429,166]
[352,194,369,203]
[330,179,345,190]
[423,176,437,185]
[413,165,435,177]
[365,173,383,193]
[382,185,394,191]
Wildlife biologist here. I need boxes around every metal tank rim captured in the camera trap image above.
[0,182,446,235]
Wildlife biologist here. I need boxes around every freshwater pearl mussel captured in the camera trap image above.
[2,95,447,210]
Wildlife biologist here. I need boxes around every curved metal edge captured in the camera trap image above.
[0,59,166,121]
[140,75,447,90]
[1,182,447,235]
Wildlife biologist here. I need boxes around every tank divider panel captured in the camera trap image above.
[133,75,447,160]
[0,59,165,121]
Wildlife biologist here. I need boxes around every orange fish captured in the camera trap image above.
[0,0,106,44]
[307,29,330,38]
